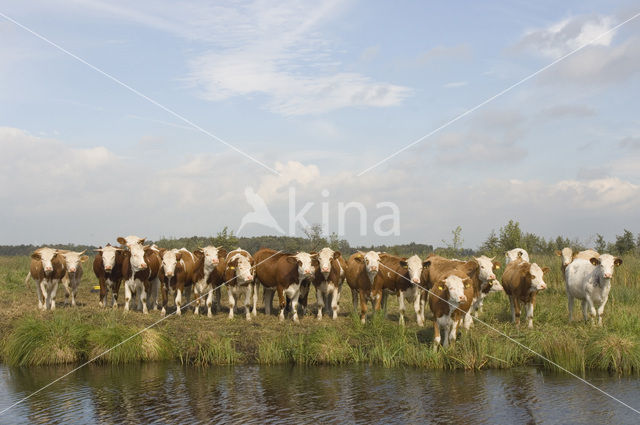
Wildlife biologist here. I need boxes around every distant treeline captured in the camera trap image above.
[1,221,638,258]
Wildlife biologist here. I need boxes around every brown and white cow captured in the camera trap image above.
[428,268,473,349]
[223,249,256,321]
[556,247,599,273]
[118,236,161,314]
[25,247,66,310]
[93,244,125,308]
[254,248,315,322]
[58,250,89,307]
[501,258,548,328]
[312,247,346,320]
[192,246,227,317]
[158,248,200,316]
[468,255,503,319]
[345,251,381,324]
[372,254,428,326]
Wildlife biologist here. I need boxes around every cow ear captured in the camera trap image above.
[175,252,182,261]
[218,248,227,259]
[333,251,341,259]
[555,250,562,256]
[117,237,126,245]
[310,251,317,256]
[139,238,146,244]
[541,267,550,274]
[353,256,364,263]
[423,260,431,267]
[31,252,41,260]
[80,255,89,262]
[517,251,523,258]
[614,258,623,266]
[287,256,298,264]
[159,248,166,257]
[194,248,203,255]
[590,257,601,266]
[399,260,408,268]
[94,248,103,252]
[492,261,501,270]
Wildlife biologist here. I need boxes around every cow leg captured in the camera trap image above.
[525,302,535,329]
[585,295,596,324]
[214,287,222,312]
[433,320,441,351]
[413,293,424,326]
[442,322,450,348]
[112,280,120,309]
[263,288,274,316]
[316,287,325,320]
[596,298,608,326]
[567,293,574,322]
[71,278,79,307]
[150,278,160,311]
[62,276,70,305]
[228,287,236,319]
[41,281,50,310]
[419,291,427,326]
[359,290,368,324]
[330,285,339,320]
[398,291,406,326]
[99,279,107,308]
[382,291,389,316]
[140,281,149,314]
[50,280,59,310]
[124,280,133,311]
[463,310,473,330]
[175,287,183,316]
[449,318,459,343]
[290,290,300,323]
[193,286,201,316]
[251,283,258,317]
[277,287,286,321]
[351,288,359,313]
[509,296,516,324]
[36,279,45,310]
[244,285,252,321]
[513,298,521,326]
[160,283,169,316]
[581,299,589,322]
[206,286,215,318]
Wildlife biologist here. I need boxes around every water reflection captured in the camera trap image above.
[1,364,639,424]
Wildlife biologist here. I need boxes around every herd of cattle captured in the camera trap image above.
[24,236,623,348]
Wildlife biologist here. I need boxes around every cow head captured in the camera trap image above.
[117,235,146,247]
[288,252,315,280]
[161,249,182,278]
[31,247,58,277]
[590,254,622,282]
[443,275,467,304]
[94,244,123,272]
[200,246,227,272]
[556,247,574,268]
[128,243,148,272]
[317,247,340,278]
[527,263,548,292]
[227,253,253,285]
[474,255,498,283]
[400,255,424,285]
[505,248,529,265]
[60,250,88,274]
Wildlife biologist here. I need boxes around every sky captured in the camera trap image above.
[1,0,639,248]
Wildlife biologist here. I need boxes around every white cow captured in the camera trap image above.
[504,248,530,265]
[59,250,89,307]
[26,247,66,310]
[556,247,599,272]
[314,247,344,320]
[193,246,226,317]
[565,254,622,326]
[225,249,256,320]
[398,254,428,326]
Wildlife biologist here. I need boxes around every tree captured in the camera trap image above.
[303,224,327,252]
[499,220,522,251]
[479,229,500,255]
[614,229,635,255]
[441,226,464,257]
[594,234,607,253]
[213,226,239,251]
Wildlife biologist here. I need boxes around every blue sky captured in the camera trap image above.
[1,0,639,247]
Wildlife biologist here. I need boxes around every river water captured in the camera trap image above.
[0,363,639,424]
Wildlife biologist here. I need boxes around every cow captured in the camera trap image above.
[254,248,315,322]
[158,248,199,316]
[504,248,530,265]
[556,247,600,273]
[118,236,161,314]
[428,268,472,349]
[192,246,227,317]
[345,251,381,324]
[312,247,346,320]
[223,249,256,321]
[501,258,548,328]
[468,255,503,318]
[58,250,89,307]
[564,254,622,326]
[93,244,125,308]
[25,247,66,310]
[372,254,428,326]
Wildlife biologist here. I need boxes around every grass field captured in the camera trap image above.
[1,254,639,374]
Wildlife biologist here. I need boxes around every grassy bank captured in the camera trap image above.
[1,254,640,375]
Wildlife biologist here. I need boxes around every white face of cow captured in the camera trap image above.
[528,263,547,292]
[318,248,334,278]
[294,252,315,279]
[128,243,148,271]
[61,251,87,274]
[505,248,529,264]
[162,250,180,277]
[118,235,146,246]
[475,255,497,282]
[363,251,380,274]
[405,255,423,284]
[98,246,121,272]
[444,275,467,304]
[559,247,573,267]
[592,254,622,281]
[34,248,57,275]
[203,246,222,270]
[230,254,253,284]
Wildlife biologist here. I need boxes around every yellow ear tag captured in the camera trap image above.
[229,266,235,270]
[438,286,443,290]
[496,266,500,270]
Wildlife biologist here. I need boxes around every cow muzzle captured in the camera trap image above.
[412,278,420,284]
[459,295,467,303]
[105,266,112,271]
[604,273,612,279]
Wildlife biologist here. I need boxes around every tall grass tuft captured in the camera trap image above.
[586,333,640,375]
[4,315,88,366]
[181,333,241,366]
[87,324,172,364]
